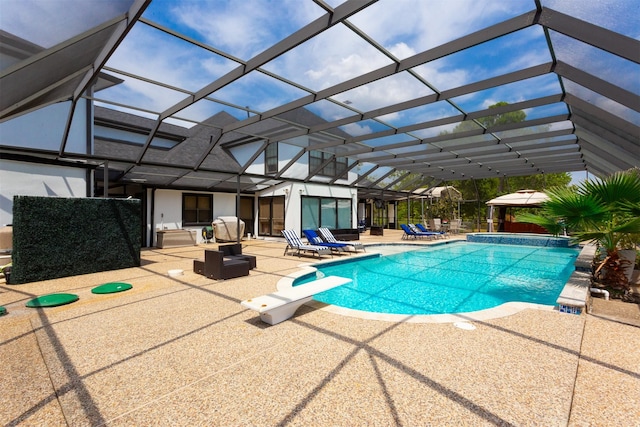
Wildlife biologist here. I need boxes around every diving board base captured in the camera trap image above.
[254,295,314,325]
[241,276,351,325]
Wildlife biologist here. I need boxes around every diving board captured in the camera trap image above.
[241,276,351,325]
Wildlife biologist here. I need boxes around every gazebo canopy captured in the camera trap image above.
[420,186,462,200]
[486,189,550,207]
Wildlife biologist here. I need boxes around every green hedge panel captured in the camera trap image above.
[12,196,141,284]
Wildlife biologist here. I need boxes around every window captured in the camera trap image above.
[309,150,348,178]
[265,143,278,174]
[301,196,352,231]
[94,119,185,149]
[182,193,213,226]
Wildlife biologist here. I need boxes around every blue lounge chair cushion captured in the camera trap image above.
[302,229,348,251]
[400,224,436,239]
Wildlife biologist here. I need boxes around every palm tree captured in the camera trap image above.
[520,169,640,290]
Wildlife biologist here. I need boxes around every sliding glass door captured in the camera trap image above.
[301,196,352,231]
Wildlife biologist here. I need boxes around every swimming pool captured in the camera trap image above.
[294,241,579,316]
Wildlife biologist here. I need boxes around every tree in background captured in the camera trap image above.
[448,173,571,228]
[364,102,573,229]
[447,101,526,134]
[435,102,571,227]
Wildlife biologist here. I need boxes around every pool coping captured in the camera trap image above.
[277,239,575,323]
[555,243,596,313]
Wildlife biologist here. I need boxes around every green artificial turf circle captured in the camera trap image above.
[26,293,79,308]
[91,282,133,294]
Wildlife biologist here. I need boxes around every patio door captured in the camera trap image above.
[239,196,254,237]
[258,196,285,237]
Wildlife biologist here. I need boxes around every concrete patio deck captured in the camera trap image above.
[1,230,638,426]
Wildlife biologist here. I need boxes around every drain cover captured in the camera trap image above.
[26,293,79,308]
[91,282,133,294]
[453,322,476,330]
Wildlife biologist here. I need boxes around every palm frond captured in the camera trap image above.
[613,216,640,234]
[580,170,640,207]
[618,199,640,218]
[540,189,607,230]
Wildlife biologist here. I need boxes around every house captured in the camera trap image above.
[92,106,359,246]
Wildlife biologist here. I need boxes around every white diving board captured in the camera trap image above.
[241,276,352,325]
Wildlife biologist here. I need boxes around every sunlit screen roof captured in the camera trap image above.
[1,0,638,197]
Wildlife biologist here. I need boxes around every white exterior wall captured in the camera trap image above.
[258,182,357,235]
[0,160,87,225]
[152,189,241,245]
[0,99,91,225]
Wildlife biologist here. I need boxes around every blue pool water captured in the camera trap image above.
[294,242,579,315]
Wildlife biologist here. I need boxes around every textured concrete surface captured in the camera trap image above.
[0,230,638,426]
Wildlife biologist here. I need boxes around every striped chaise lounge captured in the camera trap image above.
[282,229,332,258]
[302,229,348,253]
[318,227,365,252]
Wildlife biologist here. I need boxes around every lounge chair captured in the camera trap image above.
[318,227,365,252]
[282,229,332,258]
[400,224,436,240]
[414,223,446,239]
[302,229,348,253]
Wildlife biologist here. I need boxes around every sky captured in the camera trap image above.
[3,0,636,124]
[1,0,637,183]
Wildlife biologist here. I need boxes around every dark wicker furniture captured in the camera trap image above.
[193,249,250,280]
[218,244,257,269]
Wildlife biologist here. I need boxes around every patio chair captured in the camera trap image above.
[193,249,250,280]
[302,229,349,253]
[400,224,435,240]
[318,227,365,252]
[414,223,445,239]
[282,229,332,258]
[428,218,441,230]
[218,243,257,269]
[448,218,462,234]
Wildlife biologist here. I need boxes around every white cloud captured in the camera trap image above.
[342,122,373,136]
[170,0,322,60]
[103,23,243,116]
[331,71,434,113]
[107,24,237,91]
[388,42,416,60]
[377,112,401,123]
[260,23,393,92]
[348,0,530,59]
[412,62,470,91]
[99,74,185,113]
